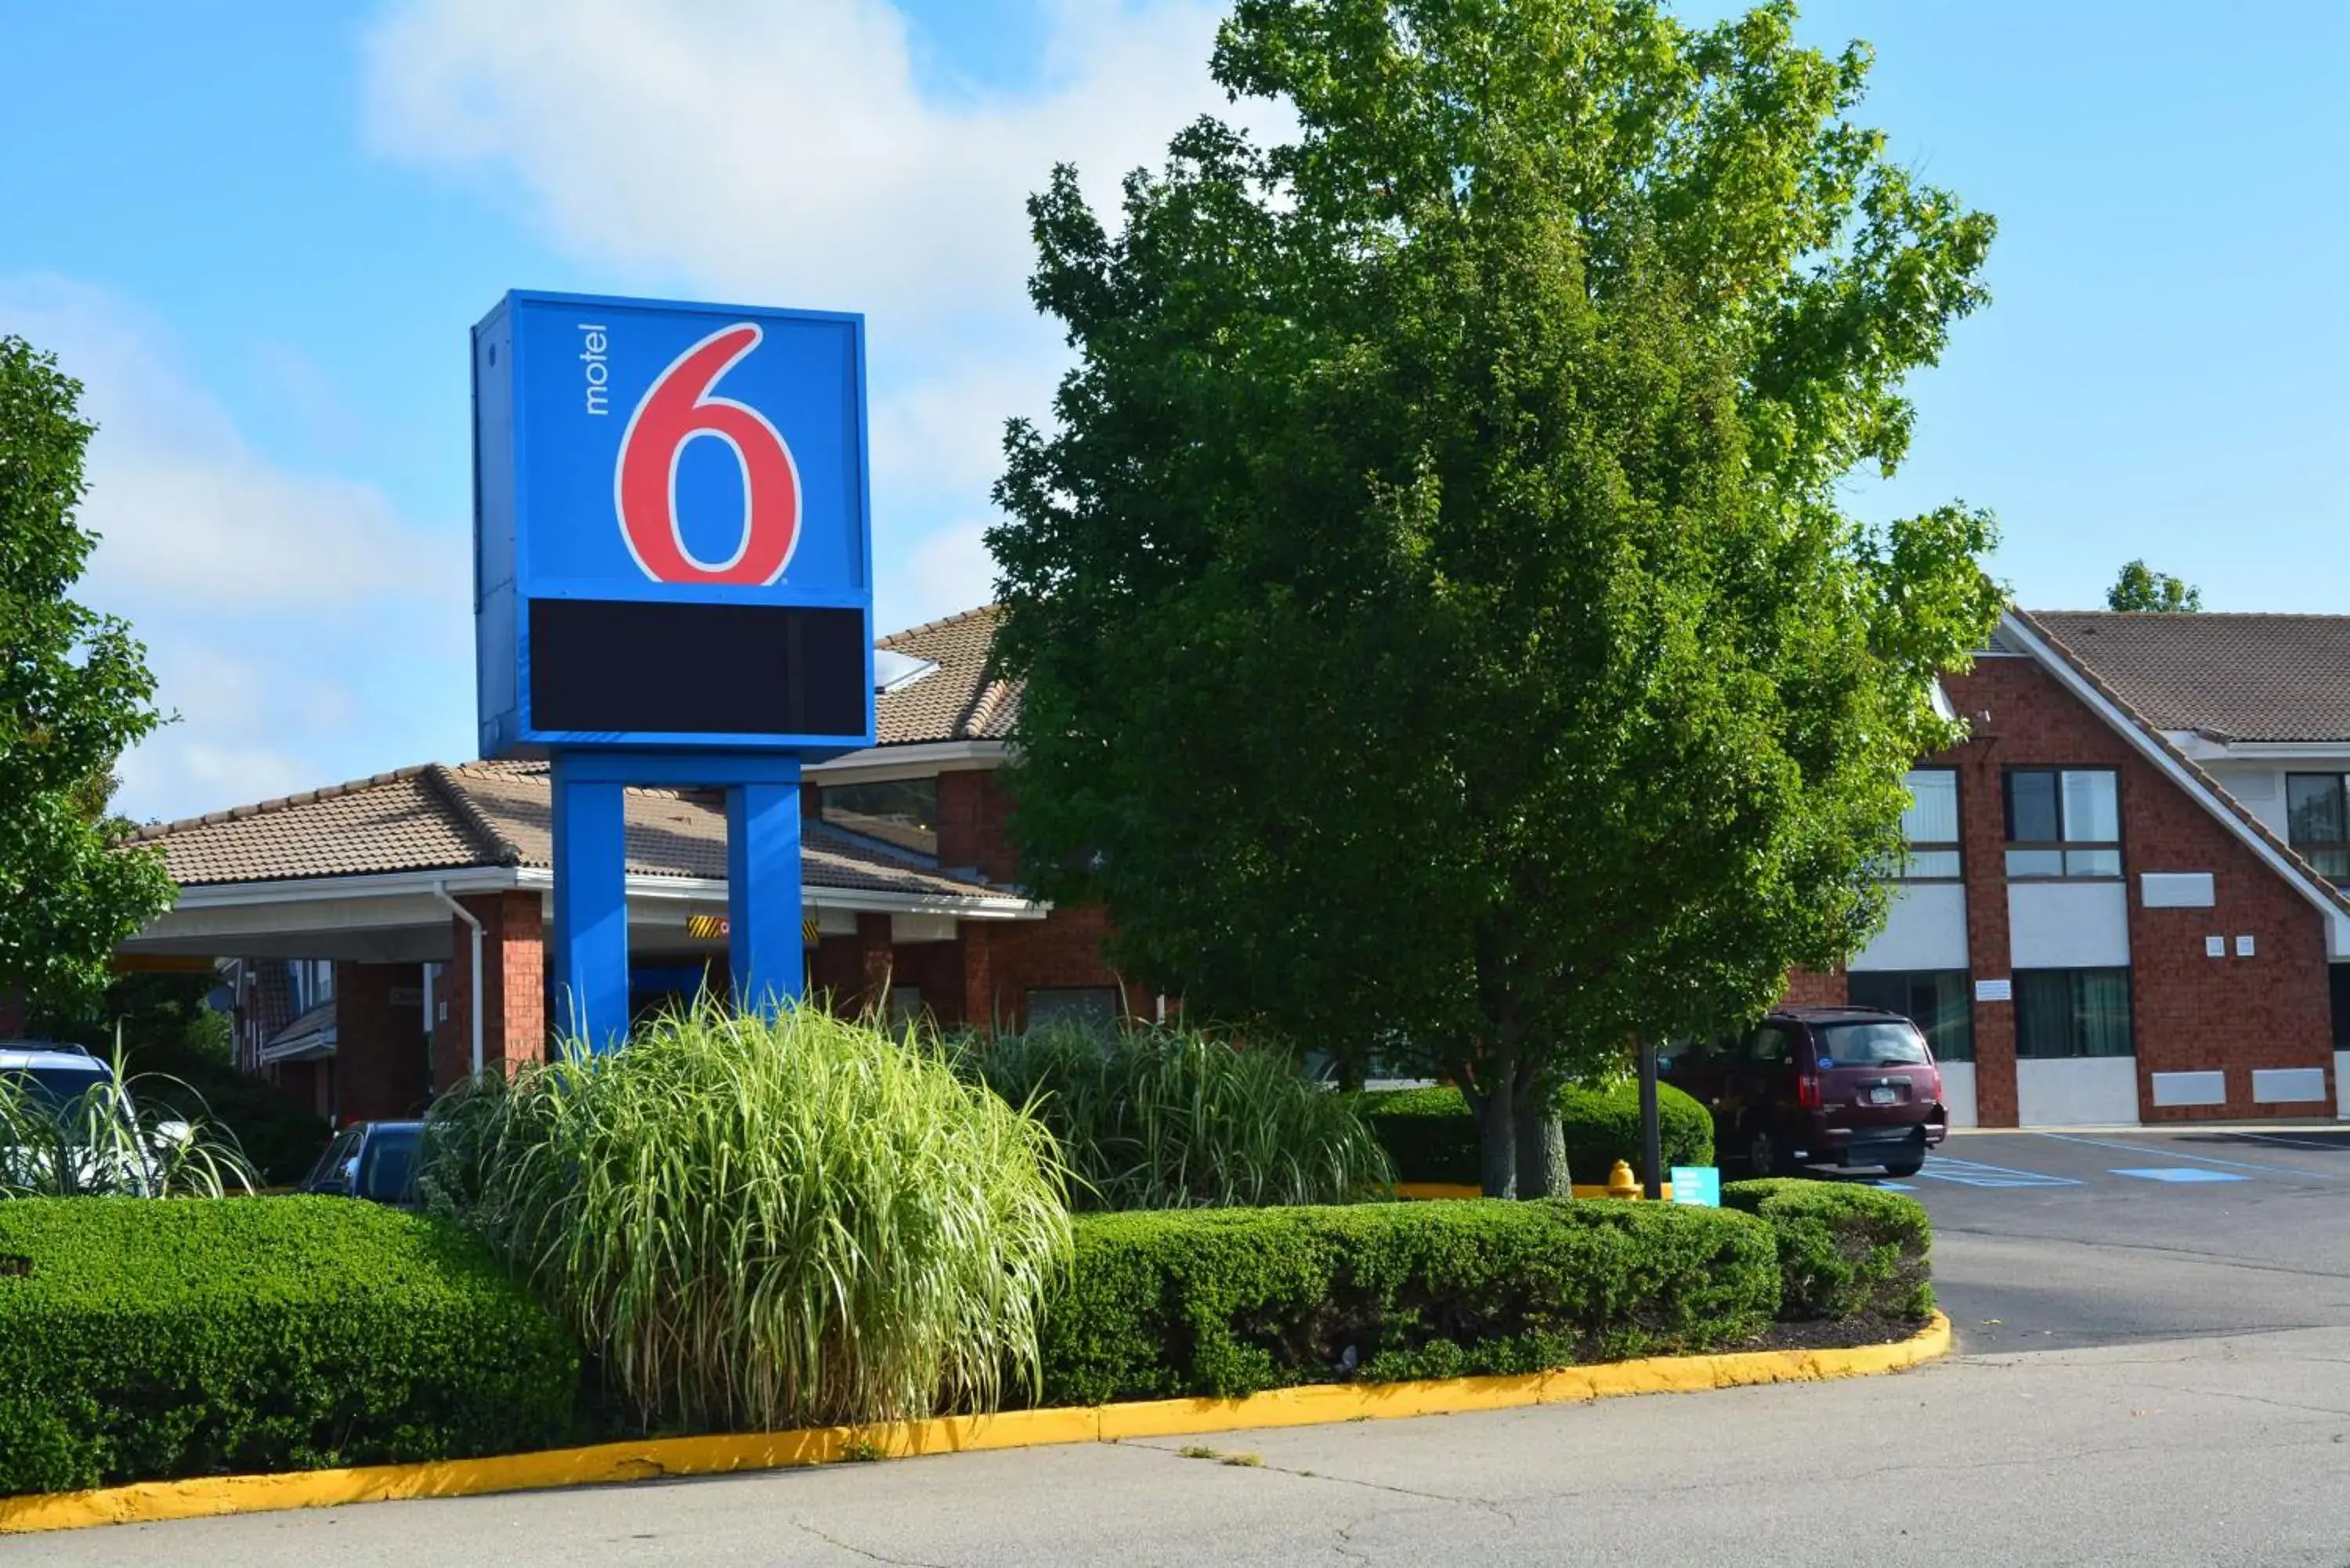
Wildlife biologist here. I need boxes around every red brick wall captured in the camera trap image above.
[980,905,1142,1031]
[937,769,1021,883]
[432,891,547,1090]
[1782,969,1849,1008]
[334,962,429,1122]
[1937,656,2335,1124]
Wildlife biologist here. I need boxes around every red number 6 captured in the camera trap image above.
[615,323,801,585]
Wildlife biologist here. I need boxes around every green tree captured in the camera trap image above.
[989,0,2005,1194]
[0,334,175,1013]
[2106,559,2202,613]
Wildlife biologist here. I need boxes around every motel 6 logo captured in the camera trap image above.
[614,325,804,587]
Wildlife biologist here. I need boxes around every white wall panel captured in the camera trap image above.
[1938,1062,1977,1129]
[2253,1068,2328,1104]
[2149,1071,2225,1107]
[2008,883,2131,970]
[1852,883,1971,972]
[2016,1057,2140,1127]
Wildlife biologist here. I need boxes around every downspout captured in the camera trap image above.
[432,882,486,1077]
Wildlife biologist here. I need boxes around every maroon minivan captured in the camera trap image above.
[1660,1006,1949,1178]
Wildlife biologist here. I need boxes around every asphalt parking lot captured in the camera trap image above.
[1886,1124,2350,1353]
[18,1124,2350,1566]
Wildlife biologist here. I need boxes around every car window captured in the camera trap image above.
[306,1128,362,1191]
[2,1064,110,1111]
[1747,1026,1794,1064]
[358,1130,421,1203]
[1816,1021,1932,1068]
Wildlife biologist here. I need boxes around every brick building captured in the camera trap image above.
[118,604,2350,1128]
[1815,609,2350,1127]
[121,608,1135,1123]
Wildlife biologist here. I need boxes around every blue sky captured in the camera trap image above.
[2,1,2343,824]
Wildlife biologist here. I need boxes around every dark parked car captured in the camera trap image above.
[1659,1006,1948,1178]
[298,1120,425,1206]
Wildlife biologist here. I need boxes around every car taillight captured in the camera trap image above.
[1796,1074,1821,1111]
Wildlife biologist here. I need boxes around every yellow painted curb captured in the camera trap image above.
[1393,1181,1675,1201]
[0,1313,1948,1536]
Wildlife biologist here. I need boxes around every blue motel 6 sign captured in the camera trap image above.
[472,291,875,1048]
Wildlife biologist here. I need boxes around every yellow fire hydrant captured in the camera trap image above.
[1605,1159,1641,1199]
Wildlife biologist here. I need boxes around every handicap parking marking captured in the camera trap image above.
[1914,1154,2082,1188]
[2110,1168,2251,1184]
[2030,1131,2343,1181]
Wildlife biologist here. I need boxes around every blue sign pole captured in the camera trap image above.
[727,769,802,1016]
[550,756,631,1052]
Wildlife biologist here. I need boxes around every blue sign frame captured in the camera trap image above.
[473,289,875,759]
[472,290,877,1048]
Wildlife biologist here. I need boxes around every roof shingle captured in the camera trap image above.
[875,605,1020,745]
[131,760,1010,901]
[2023,610,2350,742]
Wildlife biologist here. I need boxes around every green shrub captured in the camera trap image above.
[0,1197,577,1496]
[1721,1179,1934,1323]
[1354,1086,1482,1185]
[1356,1082,1712,1186]
[425,1003,1072,1436]
[955,1023,1391,1209]
[1036,1199,1778,1405]
[1555,1080,1715,1174]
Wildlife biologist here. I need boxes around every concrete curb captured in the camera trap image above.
[0,1312,1950,1535]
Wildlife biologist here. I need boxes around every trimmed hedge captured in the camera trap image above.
[0,1198,580,1496]
[1357,1082,1713,1187]
[1036,1198,1778,1405]
[1722,1179,1934,1323]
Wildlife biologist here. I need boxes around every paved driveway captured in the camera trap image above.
[18,1126,2350,1566]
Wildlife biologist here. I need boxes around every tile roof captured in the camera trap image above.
[875,605,1020,745]
[128,761,1012,901]
[2009,611,2350,919]
[2023,610,2350,742]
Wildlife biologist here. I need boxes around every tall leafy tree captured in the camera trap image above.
[0,335,174,1013]
[2106,559,2202,613]
[990,0,2005,1194]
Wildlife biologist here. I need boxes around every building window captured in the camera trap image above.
[2013,968,2135,1058]
[1896,770,1962,880]
[1847,970,1974,1063]
[1025,986,1120,1030]
[884,985,925,1031]
[289,959,335,1016]
[820,777,939,856]
[2332,966,2350,1051]
[2286,773,2349,883]
[2004,768,2121,880]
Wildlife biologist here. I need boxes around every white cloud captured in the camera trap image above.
[362,0,1281,634]
[881,519,999,632]
[363,0,1243,323]
[0,276,466,823]
[0,276,453,608]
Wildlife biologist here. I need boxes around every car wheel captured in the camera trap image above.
[1881,1157,1925,1179]
[1744,1127,1784,1176]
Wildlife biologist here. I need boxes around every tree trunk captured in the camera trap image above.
[1471,1075,1517,1198]
[1513,1097,1570,1197]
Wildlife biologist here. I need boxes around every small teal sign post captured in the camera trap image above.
[1669,1165,1721,1208]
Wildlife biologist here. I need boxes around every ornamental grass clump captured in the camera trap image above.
[954,1021,1392,1210]
[421,1003,1071,1435]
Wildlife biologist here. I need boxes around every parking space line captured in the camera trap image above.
[2030,1131,2342,1180]
[2110,1168,2251,1184]
[1914,1154,2081,1188]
